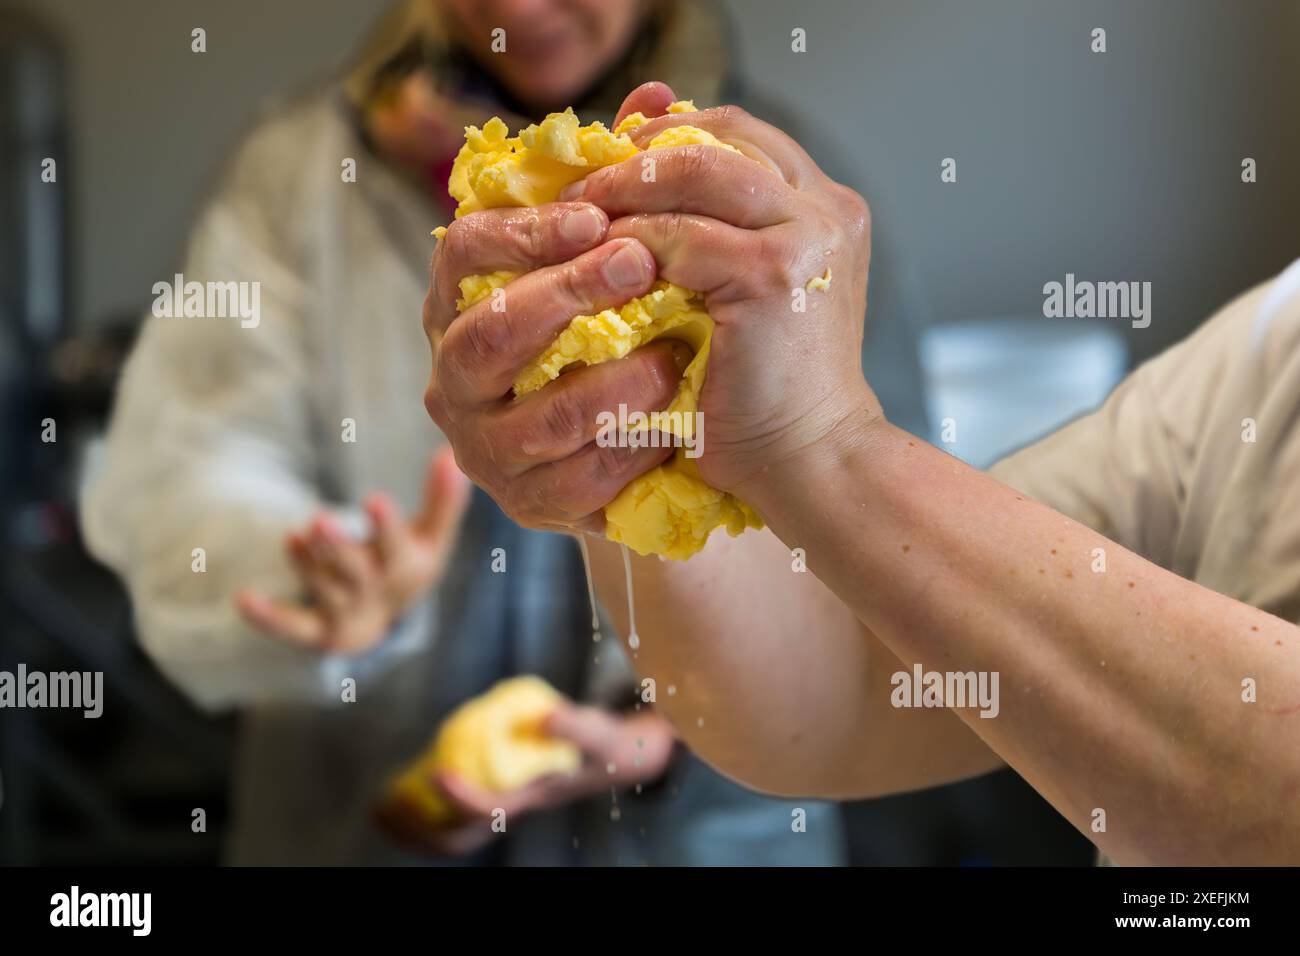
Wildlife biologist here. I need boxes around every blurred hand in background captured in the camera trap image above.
[236,447,471,654]
[374,706,676,857]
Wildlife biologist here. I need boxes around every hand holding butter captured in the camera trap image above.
[376,676,675,857]
[423,82,878,557]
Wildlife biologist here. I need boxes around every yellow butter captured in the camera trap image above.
[387,676,580,824]
[806,267,833,292]
[444,101,763,560]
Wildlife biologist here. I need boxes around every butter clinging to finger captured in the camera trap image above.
[436,100,763,560]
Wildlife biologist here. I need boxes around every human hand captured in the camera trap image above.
[236,447,470,654]
[421,192,690,534]
[374,707,676,857]
[563,82,882,500]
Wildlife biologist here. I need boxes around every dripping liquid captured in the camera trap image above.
[576,535,601,643]
[574,536,639,653]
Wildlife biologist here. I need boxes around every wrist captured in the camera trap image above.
[735,388,893,520]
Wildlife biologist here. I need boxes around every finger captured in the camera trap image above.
[490,339,692,466]
[543,704,623,757]
[365,492,409,565]
[619,104,817,186]
[235,589,327,647]
[431,770,513,819]
[308,514,374,591]
[504,439,674,532]
[614,80,677,129]
[503,766,598,808]
[426,202,610,334]
[284,531,351,615]
[412,446,473,546]
[559,145,793,229]
[372,797,495,857]
[436,237,656,406]
[607,212,785,300]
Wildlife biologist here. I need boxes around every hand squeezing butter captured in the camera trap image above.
[437,101,764,560]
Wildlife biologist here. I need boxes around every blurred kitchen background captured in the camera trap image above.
[2,0,1298,865]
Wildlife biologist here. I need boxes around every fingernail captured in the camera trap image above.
[559,179,587,201]
[560,205,603,243]
[669,342,693,374]
[605,245,649,288]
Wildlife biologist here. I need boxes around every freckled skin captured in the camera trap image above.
[739,416,1300,864]
[486,82,1300,867]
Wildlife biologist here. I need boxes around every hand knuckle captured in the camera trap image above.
[441,218,474,271]
[517,208,545,259]
[583,167,611,201]
[713,104,751,126]
[677,144,721,182]
[541,385,591,443]
[502,477,542,527]
[659,211,688,245]
[632,349,672,401]
[836,185,871,238]
[462,309,510,369]
[554,259,589,306]
[421,291,438,336]
[756,232,799,292]
[423,383,447,427]
[594,440,633,484]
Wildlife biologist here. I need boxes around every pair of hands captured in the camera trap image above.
[375,706,677,857]
[422,81,881,534]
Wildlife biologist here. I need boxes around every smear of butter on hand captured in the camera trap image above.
[442,101,764,560]
[806,267,832,293]
[387,676,580,824]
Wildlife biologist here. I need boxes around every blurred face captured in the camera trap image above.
[442,0,646,111]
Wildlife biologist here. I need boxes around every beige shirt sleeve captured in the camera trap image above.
[987,274,1283,572]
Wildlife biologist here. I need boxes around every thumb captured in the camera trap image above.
[614,81,677,130]
[412,445,471,546]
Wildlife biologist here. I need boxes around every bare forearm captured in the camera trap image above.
[583,529,866,794]
[746,417,1300,864]
[584,527,998,797]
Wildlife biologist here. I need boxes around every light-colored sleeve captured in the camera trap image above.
[987,281,1269,568]
[79,132,433,713]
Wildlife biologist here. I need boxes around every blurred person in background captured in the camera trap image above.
[82,0,929,864]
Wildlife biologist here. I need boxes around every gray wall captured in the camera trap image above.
[8,0,380,330]
[13,0,1300,361]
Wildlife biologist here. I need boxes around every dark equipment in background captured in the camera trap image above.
[0,8,234,865]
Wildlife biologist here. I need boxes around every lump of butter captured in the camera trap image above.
[387,676,581,825]
[442,101,764,560]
